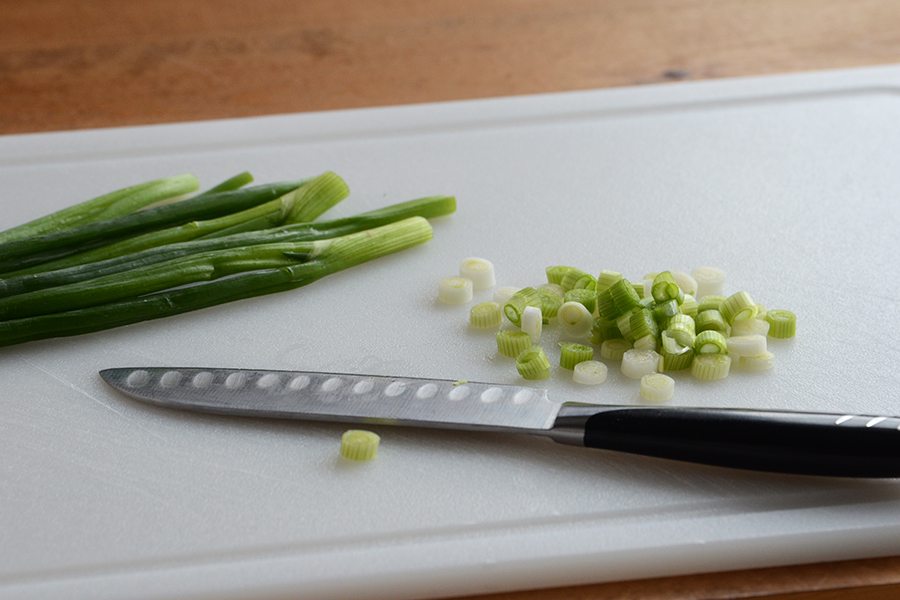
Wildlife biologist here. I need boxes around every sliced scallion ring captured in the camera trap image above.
[691,354,732,381]
[600,338,632,360]
[469,301,502,329]
[515,346,551,380]
[438,277,473,304]
[765,309,797,339]
[691,267,727,298]
[521,306,543,343]
[459,257,496,290]
[721,291,758,325]
[589,317,621,345]
[680,294,698,318]
[726,334,767,358]
[503,287,541,326]
[695,309,728,334]
[596,270,622,292]
[493,286,520,305]
[738,352,776,371]
[671,270,698,296]
[641,373,675,402]
[694,330,728,355]
[545,266,573,286]
[633,334,657,351]
[558,301,593,337]
[730,317,770,337]
[573,360,607,385]
[621,348,660,380]
[559,342,593,370]
[537,288,563,322]
[564,288,598,314]
[340,430,380,461]
[496,330,531,358]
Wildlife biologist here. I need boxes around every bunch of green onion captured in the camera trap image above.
[0,171,455,346]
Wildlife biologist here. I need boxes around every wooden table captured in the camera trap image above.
[3,1,900,598]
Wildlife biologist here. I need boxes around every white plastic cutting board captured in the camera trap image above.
[3,65,900,600]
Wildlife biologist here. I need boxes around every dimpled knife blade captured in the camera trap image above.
[99,367,561,433]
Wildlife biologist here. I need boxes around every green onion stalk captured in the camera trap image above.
[0,195,455,298]
[0,180,311,275]
[2,172,343,278]
[0,217,435,347]
[0,174,202,245]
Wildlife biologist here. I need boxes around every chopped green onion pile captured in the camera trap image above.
[0,172,455,346]
[442,261,795,401]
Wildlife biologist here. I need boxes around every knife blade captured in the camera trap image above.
[100,367,900,478]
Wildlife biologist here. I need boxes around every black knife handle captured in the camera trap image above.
[567,406,900,477]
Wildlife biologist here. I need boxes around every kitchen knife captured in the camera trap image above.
[100,367,900,478]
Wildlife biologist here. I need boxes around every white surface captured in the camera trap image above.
[3,65,900,600]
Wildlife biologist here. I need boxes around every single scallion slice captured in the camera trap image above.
[588,316,622,345]
[659,331,693,367]
[558,301,594,337]
[731,317,770,337]
[573,360,607,385]
[459,257,496,290]
[633,334,657,351]
[596,270,622,292]
[721,291,758,324]
[631,281,645,299]
[470,302,502,329]
[600,338,632,360]
[738,352,776,371]
[680,294,699,318]
[671,270,698,296]
[559,342,594,370]
[522,306,543,343]
[692,267,727,298]
[560,268,597,292]
[694,330,728,354]
[438,277,473,304]
[691,354,732,381]
[652,271,682,304]
[504,287,541,326]
[609,278,641,315]
[537,288,563,322]
[340,430,380,461]
[765,309,797,339]
[659,338,694,371]
[545,266,573,286]
[695,309,729,334]
[515,346,551,380]
[697,295,727,313]
[496,330,532,358]
[538,283,566,299]
[621,348,661,380]
[641,373,675,402]
[628,308,658,342]
[564,288,597,314]
[726,334,767,358]
[651,299,679,323]
[664,313,696,347]
[493,286,520,305]
[616,308,636,341]
[597,288,617,320]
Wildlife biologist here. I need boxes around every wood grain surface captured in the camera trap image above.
[3,1,900,599]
